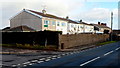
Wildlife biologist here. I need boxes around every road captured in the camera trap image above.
[24,41,120,68]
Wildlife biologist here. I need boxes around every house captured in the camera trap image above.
[10,9,68,34]
[10,9,95,34]
[67,20,94,34]
[79,22,94,33]
[91,22,111,34]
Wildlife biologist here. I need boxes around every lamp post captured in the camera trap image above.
[111,12,113,41]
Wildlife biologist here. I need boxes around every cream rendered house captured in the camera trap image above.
[10,9,68,34]
[83,24,94,33]
[91,23,111,34]
[67,21,94,34]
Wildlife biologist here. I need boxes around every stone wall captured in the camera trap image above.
[58,34,109,49]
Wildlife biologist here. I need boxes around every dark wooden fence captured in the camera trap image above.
[2,31,62,46]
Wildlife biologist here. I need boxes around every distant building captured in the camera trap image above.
[91,22,111,34]
[113,30,120,40]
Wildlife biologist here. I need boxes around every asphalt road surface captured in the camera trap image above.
[25,41,120,68]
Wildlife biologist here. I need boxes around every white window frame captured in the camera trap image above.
[44,20,49,25]
[52,21,56,26]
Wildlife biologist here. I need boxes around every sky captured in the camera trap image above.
[0,0,119,29]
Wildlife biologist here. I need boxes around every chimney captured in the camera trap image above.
[42,9,46,14]
[66,16,69,19]
[98,22,100,25]
[79,20,82,23]
[23,8,25,11]
[101,23,107,26]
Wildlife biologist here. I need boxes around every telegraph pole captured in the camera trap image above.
[111,12,113,41]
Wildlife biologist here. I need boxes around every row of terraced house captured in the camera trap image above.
[4,9,111,34]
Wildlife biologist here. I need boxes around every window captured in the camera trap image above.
[61,23,66,26]
[71,25,74,28]
[44,20,49,25]
[44,20,49,27]
[57,22,60,26]
[52,21,56,26]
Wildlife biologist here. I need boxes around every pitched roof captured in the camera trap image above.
[4,25,36,32]
[27,9,80,24]
[2,27,10,31]
[91,24,110,29]
[28,10,68,21]
[113,30,120,34]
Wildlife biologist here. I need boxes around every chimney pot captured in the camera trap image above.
[42,9,46,14]
[98,22,100,25]
[79,20,82,23]
[66,16,69,19]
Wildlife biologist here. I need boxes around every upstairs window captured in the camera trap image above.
[71,25,74,28]
[44,20,49,25]
[61,23,66,26]
[57,22,60,26]
[52,21,56,26]
[44,20,49,27]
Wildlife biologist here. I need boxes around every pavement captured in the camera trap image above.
[22,41,120,68]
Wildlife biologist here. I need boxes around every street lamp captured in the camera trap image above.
[111,12,113,41]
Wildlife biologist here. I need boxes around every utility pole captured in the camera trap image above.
[111,12,113,41]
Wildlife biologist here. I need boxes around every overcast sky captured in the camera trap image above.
[0,0,119,29]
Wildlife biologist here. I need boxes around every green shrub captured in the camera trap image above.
[97,41,117,46]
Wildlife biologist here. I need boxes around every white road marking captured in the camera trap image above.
[51,58,56,59]
[45,59,51,61]
[70,53,73,54]
[116,47,120,50]
[29,63,33,65]
[57,56,61,58]
[62,54,66,55]
[37,61,44,63]
[31,60,38,62]
[39,58,46,60]
[52,56,57,57]
[17,64,21,66]
[23,62,30,64]
[80,57,100,66]
[12,65,17,67]
[47,57,51,58]
[104,51,114,56]
[23,65,27,67]
[115,48,119,50]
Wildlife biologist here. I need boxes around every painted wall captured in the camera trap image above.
[68,23,94,34]
[42,17,68,34]
[10,11,42,31]
[84,25,94,33]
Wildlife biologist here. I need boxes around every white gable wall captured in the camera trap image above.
[10,11,42,31]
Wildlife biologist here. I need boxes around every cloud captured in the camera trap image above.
[71,8,118,29]
[71,8,111,23]
[0,0,118,29]
[0,0,84,29]
[87,0,119,2]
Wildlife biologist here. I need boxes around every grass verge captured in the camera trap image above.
[97,41,117,46]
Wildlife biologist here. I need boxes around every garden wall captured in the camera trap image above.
[58,34,109,49]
